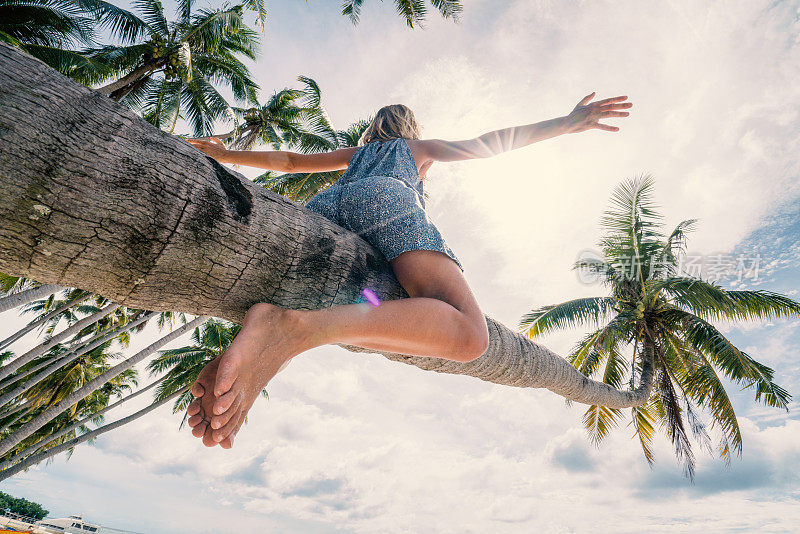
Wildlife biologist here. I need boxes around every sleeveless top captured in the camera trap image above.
[337,138,425,205]
[304,136,464,272]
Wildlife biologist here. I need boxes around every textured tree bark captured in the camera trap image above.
[0,42,654,410]
[95,62,158,100]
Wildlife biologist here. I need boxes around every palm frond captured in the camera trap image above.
[582,346,626,445]
[393,0,427,28]
[657,278,800,322]
[257,170,342,202]
[76,0,151,44]
[430,0,462,20]
[131,0,169,36]
[519,297,617,338]
[583,404,623,446]
[19,43,115,85]
[181,74,233,136]
[654,364,696,479]
[238,0,267,27]
[665,306,790,409]
[341,0,364,24]
[630,398,658,466]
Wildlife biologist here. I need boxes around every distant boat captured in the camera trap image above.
[34,515,101,534]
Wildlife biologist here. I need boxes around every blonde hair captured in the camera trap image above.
[358,104,421,146]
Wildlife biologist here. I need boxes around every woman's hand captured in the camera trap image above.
[185,136,230,162]
[562,92,632,134]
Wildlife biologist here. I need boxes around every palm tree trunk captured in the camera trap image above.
[95,62,158,100]
[193,128,237,142]
[0,311,158,412]
[0,293,92,351]
[0,284,64,314]
[0,303,121,382]
[0,39,653,424]
[0,376,168,470]
[0,316,207,456]
[0,386,186,481]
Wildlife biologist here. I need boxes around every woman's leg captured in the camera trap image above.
[186,250,489,448]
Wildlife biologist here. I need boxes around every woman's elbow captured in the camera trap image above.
[282,152,298,173]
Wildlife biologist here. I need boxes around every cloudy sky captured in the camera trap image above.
[3,0,800,532]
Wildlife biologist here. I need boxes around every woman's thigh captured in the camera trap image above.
[389,250,482,319]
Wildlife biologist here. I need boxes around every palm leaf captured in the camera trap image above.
[519,297,617,338]
[430,0,462,19]
[131,0,169,36]
[630,398,658,466]
[341,0,364,24]
[657,278,800,322]
[76,0,151,44]
[665,306,790,409]
[582,346,626,445]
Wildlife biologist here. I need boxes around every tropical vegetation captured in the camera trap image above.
[0,490,48,520]
[0,0,457,478]
[519,176,798,478]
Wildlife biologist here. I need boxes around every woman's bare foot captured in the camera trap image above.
[185,303,310,448]
[186,356,232,447]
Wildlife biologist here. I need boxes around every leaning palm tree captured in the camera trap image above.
[519,176,798,478]
[0,312,207,478]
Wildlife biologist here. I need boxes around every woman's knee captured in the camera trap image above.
[457,315,489,362]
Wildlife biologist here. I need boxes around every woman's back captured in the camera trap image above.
[339,138,423,198]
[304,135,463,272]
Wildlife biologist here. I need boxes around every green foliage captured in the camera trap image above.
[519,176,799,478]
[246,84,372,203]
[342,0,463,28]
[0,490,48,519]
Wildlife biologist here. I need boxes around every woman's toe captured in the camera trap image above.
[212,411,240,443]
[186,398,202,416]
[211,398,239,430]
[191,420,207,438]
[202,425,219,447]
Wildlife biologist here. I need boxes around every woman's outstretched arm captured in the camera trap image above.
[418,92,632,162]
[185,137,358,173]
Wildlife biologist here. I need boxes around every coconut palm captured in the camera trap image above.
[0,313,207,472]
[80,0,261,138]
[0,340,138,465]
[0,279,207,471]
[518,176,798,478]
[212,76,338,153]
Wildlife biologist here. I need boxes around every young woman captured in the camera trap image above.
[184,92,632,448]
